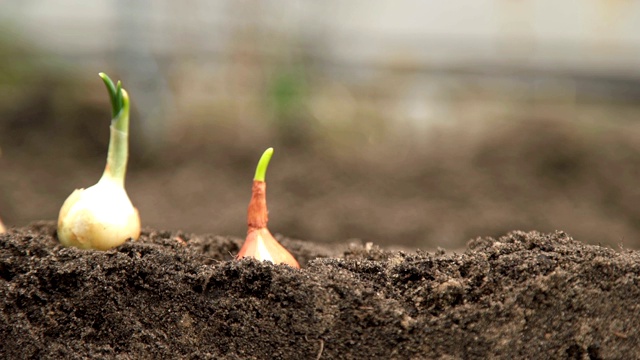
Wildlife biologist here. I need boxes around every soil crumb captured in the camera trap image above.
[1,222,639,359]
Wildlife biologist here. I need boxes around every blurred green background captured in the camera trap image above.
[1,1,640,249]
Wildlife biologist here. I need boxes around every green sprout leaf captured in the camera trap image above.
[254,148,274,182]
[99,72,124,118]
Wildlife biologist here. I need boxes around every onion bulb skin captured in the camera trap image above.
[237,226,300,268]
[57,176,140,250]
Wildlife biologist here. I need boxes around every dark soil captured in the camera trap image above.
[2,223,639,359]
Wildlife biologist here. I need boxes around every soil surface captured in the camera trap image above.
[2,223,639,359]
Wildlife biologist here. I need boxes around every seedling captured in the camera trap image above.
[236,148,300,268]
[57,73,140,250]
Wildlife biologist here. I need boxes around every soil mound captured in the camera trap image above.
[1,223,639,359]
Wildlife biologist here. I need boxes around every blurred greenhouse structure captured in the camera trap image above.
[2,1,640,248]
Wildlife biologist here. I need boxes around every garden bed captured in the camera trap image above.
[1,222,638,358]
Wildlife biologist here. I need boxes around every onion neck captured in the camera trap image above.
[102,90,130,187]
[247,181,268,230]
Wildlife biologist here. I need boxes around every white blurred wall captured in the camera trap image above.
[2,0,639,73]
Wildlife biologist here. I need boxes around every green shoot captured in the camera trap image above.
[254,147,274,182]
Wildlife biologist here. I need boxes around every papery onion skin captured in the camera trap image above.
[237,197,300,268]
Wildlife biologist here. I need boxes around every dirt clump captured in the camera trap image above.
[1,222,639,359]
